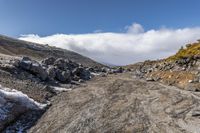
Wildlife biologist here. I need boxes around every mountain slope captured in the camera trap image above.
[0,35,103,67]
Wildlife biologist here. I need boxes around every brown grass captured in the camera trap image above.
[167,42,200,61]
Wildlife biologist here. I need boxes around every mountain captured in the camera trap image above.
[0,35,104,67]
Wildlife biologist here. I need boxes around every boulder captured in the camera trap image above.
[19,57,32,70]
[113,67,124,73]
[72,75,80,81]
[30,63,48,81]
[46,66,56,79]
[41,57,56,65]
[56,70,71,82]
[12,59,20,67]
[72,67,91,80]
[54,58,66,70]
[86,67,95,72]
[101,67,108,73]
[65,59,79,70]
[18,57,48,80]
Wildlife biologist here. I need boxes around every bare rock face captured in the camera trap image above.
[29,73,200,133]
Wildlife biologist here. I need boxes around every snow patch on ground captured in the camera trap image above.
[0,85,48,110]
[91,72,101,76]
[53,86,72,92]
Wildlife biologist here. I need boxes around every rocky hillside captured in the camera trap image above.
[0,35,103,67]
[130,41,200,91]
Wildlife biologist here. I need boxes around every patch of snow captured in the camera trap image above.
[0,85,48,110]
[22,60,32,64]
[53,86,72,92]
[91,72,101,76]
[32,63,40,67]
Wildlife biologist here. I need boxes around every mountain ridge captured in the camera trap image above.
[0,35,104,67]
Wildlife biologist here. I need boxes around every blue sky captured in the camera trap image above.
[1,0,200,37]
[2,0,200,65]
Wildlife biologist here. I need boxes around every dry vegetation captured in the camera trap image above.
[167,41,200,61]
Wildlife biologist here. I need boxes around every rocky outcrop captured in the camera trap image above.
[9,57,125,84]
[12,57,93,83]
[132,56,200,90]
[17,57,48,80]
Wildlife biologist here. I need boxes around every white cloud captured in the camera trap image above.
[125,23,144,34]
[19,23,200,65]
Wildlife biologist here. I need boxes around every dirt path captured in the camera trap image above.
[29,73,200,133]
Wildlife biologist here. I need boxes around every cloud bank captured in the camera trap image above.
[19,23,200,65]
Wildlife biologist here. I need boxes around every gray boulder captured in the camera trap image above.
[46,66,56,79]
[30,63,48,81]
[41,57,56,65]
[19,57,32,70]
[72,67,91,80]
[56,70,71,82]
[18,57,48,80]
[54,58,66,70]
[112,67,124,73]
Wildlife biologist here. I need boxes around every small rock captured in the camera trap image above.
[146,77,154,81]
[188,80,193,83]
[115,67,124,73]
[78,79,84,83]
